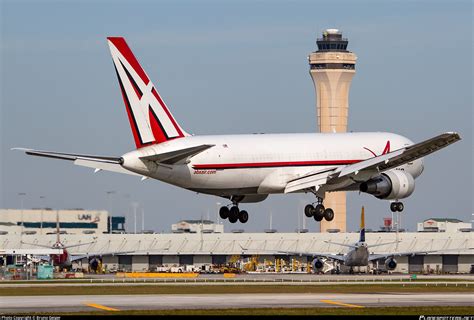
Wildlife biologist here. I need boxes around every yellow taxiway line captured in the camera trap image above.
[84,302,120,311]
[320,299,365,308]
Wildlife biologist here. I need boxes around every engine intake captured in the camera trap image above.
[385,257,397,270]
[312,258,324,272]
[359,170,415,200]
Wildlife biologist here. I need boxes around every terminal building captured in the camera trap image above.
[0,209,123,235]
[171,220,224,234]
[1,210,472,274]
[417,218,472,233]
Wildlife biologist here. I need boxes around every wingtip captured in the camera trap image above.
[11,147,30,152]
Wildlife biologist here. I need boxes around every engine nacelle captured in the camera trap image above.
[359,170,415,200]
[312,258,324,273]
[385,257,397,270]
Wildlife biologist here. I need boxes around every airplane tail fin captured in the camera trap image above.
[359,206,365,243]
[107,37,189,149]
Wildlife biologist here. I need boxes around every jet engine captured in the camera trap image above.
[359,170,415,200]
[312,258,324,273]
[384,257,397,271]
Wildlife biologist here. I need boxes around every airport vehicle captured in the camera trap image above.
[14,37,461,225]
[279,207,468,273]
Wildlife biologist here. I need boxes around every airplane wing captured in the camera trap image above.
[70,250,137,262]
[276,250,346,262]
[323,240,357,249]
[368,247,473,261]
[284,132,461,193]
[62,241,97,249]
[366,241,400,249]
[1,248,63,255]
[285,167,337,194]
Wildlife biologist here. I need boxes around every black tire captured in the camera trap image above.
[229,206,239,223]
[304,204,314,217]
[324,208,334,221]
[390,202,398,212]
[239,210,249,223]
[314,204,325,215]
[219,206,230,219]
[396,202,404,212]
[313,213,323,222]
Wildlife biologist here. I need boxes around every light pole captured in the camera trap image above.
[40,196,46,235]
[106,191,115,233]
[131,202,139,234]
[18,193,26,235]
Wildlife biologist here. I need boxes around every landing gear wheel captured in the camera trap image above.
[390,202,404,212]
[219,206,230,219]
[314,204,325,216]
[396,202,404,212]
[228,206,239,223]
[324,208,334,221]
[313,211,324,222]
[304,204,315,217]
[390,202,398,212]
[238,210,249,223]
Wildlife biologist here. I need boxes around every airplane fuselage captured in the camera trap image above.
[344,244,370,267]
[121,132,424,200]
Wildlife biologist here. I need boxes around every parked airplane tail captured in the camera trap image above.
[107,37,189,149]
[359,206,365,243]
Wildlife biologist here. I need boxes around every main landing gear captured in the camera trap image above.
[219,204,249,224]
[304,198,334,222]
[390,201,404,212]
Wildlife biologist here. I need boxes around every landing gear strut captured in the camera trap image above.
[390,202,404,212]
[304,197,334,222]
[219,200,249,224]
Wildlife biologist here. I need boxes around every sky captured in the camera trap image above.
[1,0,472,233]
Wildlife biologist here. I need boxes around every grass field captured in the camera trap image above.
[10,306,474,316]
[3,283,473,296]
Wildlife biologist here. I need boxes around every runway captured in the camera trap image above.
[0,293,472,313]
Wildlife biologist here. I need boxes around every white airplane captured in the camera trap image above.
[277,207,470,274]
[20,212,128,270]
[14,37,461,225]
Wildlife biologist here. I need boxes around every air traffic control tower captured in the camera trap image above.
[309,28,357,232]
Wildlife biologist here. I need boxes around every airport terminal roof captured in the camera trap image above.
[2,232,471,256]
[425,218,464,223]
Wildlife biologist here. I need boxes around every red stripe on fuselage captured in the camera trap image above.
[108,37,150,85]
[192,159,362,170]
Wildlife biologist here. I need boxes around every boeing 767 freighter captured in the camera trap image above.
[14,37,461,224]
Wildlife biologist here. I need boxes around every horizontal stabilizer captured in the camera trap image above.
[140,144,214,164]
[12,148,140,176]
[12,148,122,163]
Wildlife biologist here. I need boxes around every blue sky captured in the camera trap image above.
[1,0,472,233]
